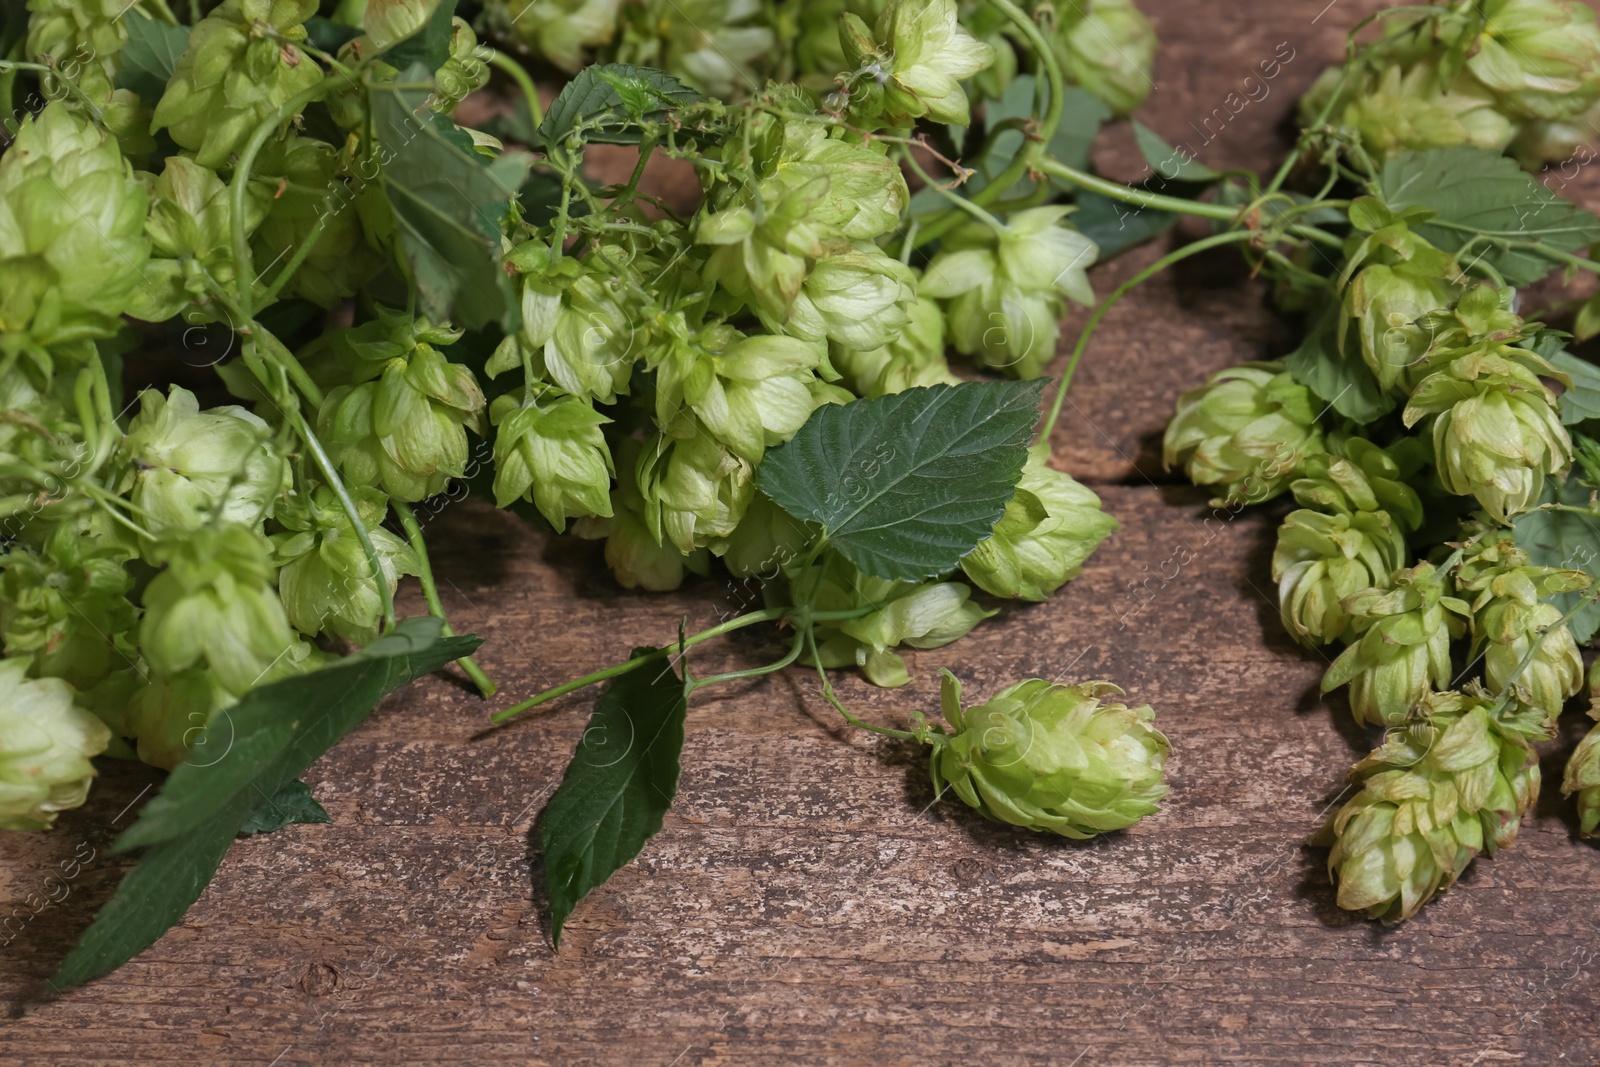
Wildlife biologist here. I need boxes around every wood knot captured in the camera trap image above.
[297,961,342,997]
[952,858,984,884]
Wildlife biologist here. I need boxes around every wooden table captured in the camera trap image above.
[7,2,1600,1063]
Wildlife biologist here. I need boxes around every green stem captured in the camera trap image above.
[487,50,545,131]
[229,79,337,320]
[805,628,918,741]
[395,502,497,697]
[1041,229,1258,440]
[249,313,326,408]
[256,210,331,308]
[689,629,807,692]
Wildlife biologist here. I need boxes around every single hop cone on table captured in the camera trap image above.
[1456,534,1587,724]
[1162,361,1325,507]
[960,445,1118,602]
[150,0,323,169]
[930,671,1169,838]
[1321,689,1543,921]
[919,206,1099,380]
[1321,561,1470,727]
[0,657,111,831]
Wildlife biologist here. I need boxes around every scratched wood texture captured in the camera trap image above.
[7,2,1600,1064]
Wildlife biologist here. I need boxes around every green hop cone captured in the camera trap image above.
[788,553,993,688]
[960,446,1118,601]
[775,245,917,352]
[318,319,488,502]
[1456,534,1587,723]
[272,484,419,644]
[125,667,234,771]
[481,0,620,72]
[0,103,149,348]
[152,0,323,169]
[1305,57,1517,161]
[615,0,777,99]
[25,0,125,100]
[1464,0,1600,122]
[489,391,614,530]
[1322,689,1542,921]
[118,386,289,538]
[717,490,810,578]
[1162,361,1325,506]
[1051,0,1157,115]
[361,0,442,49]
[1340,206,1464,394]
[920,206,1098,379]
[636,429,755,554]
[1562,715,1600,836]
[841,0,995,125]
[0,657,111,830]
[138,523,298,697]
[1321,561,1470,727]
[1403,344,1571,522]
[1272,438,1424,646]
[930,671,1169,838]
[250,136,385,308]
[572,439,711,591]
[651,325,835,464]
[0,523,139,691]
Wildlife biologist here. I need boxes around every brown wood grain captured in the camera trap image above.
[7,0,1600,1063]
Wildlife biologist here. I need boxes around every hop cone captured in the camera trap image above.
[0,657,111,830]
[830,290,960,398]
[251,136,385,308]
[1456,534,1587,723]
[0,103,149,349]
[789,554,992,688]
[481,0,620,72]
[1403,343,1570,522]
[1163,361,1324,506]
[1051,0,1157,115]
[272,485,419,644]
[930,671,1169,838]
[1323,690,1542,920]
[920,206,1098,378]
[573,439,710,591]
[151,0,323,168]
[489,390,614,530]
[138,524,298,697]
[840,0,996,126]
[1562,716,1600,836]
[0,523,138,691]
[961,446,1118,601]
[1322,561,1470,726]
[614,0,777,99]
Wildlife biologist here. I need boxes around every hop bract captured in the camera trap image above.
[1323,690,1541,921]
[841,0,996,126]
[930,671,1169,839]
[961,446,1117,601]
[0,657,110,831]
[1162,361,1324,506]
[1321,561,1470,727]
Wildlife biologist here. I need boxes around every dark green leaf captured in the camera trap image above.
[376,0,458,73]
[372,67,531,331]
[1545,348,1600,426]
[1378,147,1600,287]
[542,649,688,946]
[53,619,480,987]
[758,381,1045,581]
[1132,122,1221,183]
[1283,297,1394,423]
[1074,188,1177,258]
[968,81,1107,201]
[114,14,190,104]
[537,63,701,148]
[237,779,331,836]
[303,16,364,54]
[1514,476,1600,642]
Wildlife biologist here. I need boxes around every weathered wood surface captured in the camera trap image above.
[7,1,1600,1064]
